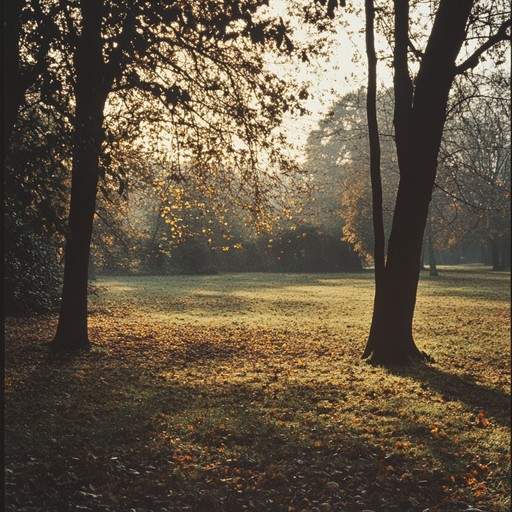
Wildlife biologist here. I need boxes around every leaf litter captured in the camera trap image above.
[5,268,510,511]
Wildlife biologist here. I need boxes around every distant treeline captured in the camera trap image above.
[91,226,363,277]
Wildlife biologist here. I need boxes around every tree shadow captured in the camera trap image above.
[1,354,447,511]
[6,306,511,512]
[95,271,373,295]
[6,334,511,512]
[387,363,511,427]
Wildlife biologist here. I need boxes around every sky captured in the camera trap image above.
[265,0,510,160]
[263,0,393,156]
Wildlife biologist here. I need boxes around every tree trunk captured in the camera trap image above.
[420,246,426,271]
[365,0,385,279]
[364,177,431,363]
[480,244,490,265]
[51,1,108,351]
[363,0,388,361]
[89,258,97,281]
[501,236,511,269]
[363,0,473,364]
[490,239,503,271]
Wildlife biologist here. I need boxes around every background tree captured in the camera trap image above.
[272,225,361,272]
[304,74,510,278]
[437,79,511,270]
[304,88,398,264]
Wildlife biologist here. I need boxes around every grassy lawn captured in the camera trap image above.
[5,266,511,511]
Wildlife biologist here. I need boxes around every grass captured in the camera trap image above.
[5,266,511,511]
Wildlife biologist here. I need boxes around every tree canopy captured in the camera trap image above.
[5,0,511,358]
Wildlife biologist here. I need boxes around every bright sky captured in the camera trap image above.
[263,0,393,155]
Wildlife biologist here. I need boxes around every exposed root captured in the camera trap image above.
[363,344,429,367]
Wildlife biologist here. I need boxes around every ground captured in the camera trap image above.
[5,267,511,511]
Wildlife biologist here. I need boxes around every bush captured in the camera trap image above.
[171,238,217,275]
[272,227,362,273]
[215,239,276,272]
[4,213,63,314]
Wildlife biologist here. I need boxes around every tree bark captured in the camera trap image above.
[365,177,431,363]
[51,0,108,351]
[362,0,386,359]
[363,0,473,364]
[365,0,385,277]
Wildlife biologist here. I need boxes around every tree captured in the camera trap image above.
[364,0,386,306]
[4,1,72,313]
[361,0,511,363]
[437,82,511,270]
[304,88,398,263]
[425,212,438,276]
[272,225,361,272]
[19,0,302,350]
[4,0,60,144]
[50,0,115,350]
[4,105,69,312]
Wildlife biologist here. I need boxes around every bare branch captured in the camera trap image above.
[455,18,511,75]
[434,183,504,212]
[407,37,423,59]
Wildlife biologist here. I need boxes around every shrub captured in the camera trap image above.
[171,238,217,275]
[272,227,362,273]
[4,212,63,314]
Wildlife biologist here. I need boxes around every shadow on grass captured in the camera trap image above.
[418,268,511,302]
[3,367,441,511]
[93,272,376,321]
[5,343,483,512]
[97,271,374,295]
[388,363,511,428]
[5,322,511,512]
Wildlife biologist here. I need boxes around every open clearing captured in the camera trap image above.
[5,267,511,511]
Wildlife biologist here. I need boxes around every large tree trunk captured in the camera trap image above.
[51,1,108,351]
[363,0,473,364]
[365,176,431,363]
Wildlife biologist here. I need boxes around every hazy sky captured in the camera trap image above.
[264,1,393,154]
